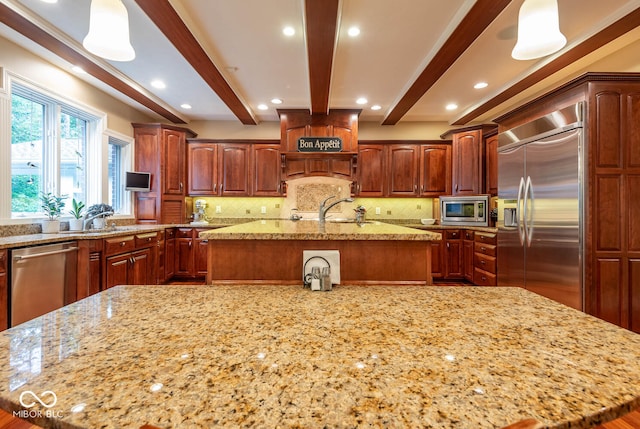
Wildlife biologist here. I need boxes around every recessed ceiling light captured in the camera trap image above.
[474,82,488,89]
[445,103,458,111]
[71,66,86,74]
[282,26,295,36]
[356,97,368,105]
[347,26,360,37]
[270,98,283,105]
[371,105,382,111]
[40,0,58,3]
[151,80,166,89]
[180,103,192,109]
[257,104,269,110]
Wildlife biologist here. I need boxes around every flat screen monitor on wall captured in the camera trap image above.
[125,171,151,192]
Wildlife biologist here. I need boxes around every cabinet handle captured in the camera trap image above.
[120,242,126,247]
[446,243,450,249]
[482,276,487,281]
[481,246,486,251]
[213,183,217,193]
[480,260,486,265]
[180,182,183,191]
[129,257,134,264]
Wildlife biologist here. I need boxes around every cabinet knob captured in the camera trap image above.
[120,242,126,247]
[481,246,486,251]
[480,260,486,265]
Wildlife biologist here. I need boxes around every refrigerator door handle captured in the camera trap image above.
[517,176,526,245]
[524,176,534,247]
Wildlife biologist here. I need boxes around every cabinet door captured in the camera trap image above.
[252,144,281,196]
[105,253,131,289]
[195,237,209,277]
[444,230,463,279]
[420,144,451,196]
[165,237,176,281]
[163,128,185,195]
[452,130,482,195]
[387,145,419,196]
[358,145,386,196]
[188,143,218,195]
[463,239,474,282]
[0,250,7,331]
[430,240,444,279]
[175,238,194,277]
[219,144,251,196]
[485,134,498,196]
[130,249,152,285]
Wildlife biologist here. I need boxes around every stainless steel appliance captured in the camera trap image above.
[10,242,78,326]
[497,102,584,310]
[440,195,489,226]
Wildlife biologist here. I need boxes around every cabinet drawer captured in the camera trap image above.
[474,242,496,257]
[463,230,474,241]
[475,232,496,245]
[165,228,176,239]
[135,232,158,248]
[104,236,135,256]
[474,252,496,274]
[176,228,193,238]
[445,229,461,240]
[474,268,497,286]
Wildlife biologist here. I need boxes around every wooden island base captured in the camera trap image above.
[206,239,432,285]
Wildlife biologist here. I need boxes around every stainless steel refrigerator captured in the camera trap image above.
[497,102,584,310]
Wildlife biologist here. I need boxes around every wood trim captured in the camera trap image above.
[453,7,640,125]
[304,0,340,115]
[0,3,186,124]
[381,0,512,125]
[133,0,257,125]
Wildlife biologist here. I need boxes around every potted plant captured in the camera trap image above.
[40,191,67,233]
[86,203,114,230]
[68,198,86,231]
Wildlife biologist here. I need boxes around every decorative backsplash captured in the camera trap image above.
[282,177,353,218]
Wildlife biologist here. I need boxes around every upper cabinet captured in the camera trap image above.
[133,123,197,224]
[187,140,281,197]
[442,125,497,196]
[357,141,451,197]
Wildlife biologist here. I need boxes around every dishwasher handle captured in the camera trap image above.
[13,246,78,261]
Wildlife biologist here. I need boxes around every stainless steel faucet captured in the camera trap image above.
[318,195,354,222]
[83,211,114,230]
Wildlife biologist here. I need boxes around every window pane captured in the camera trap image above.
[108,138,123,213]
[11,93,44,216]
[60,112,87,205]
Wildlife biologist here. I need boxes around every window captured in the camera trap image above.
[108,136,131,213]
[9,82,99,219]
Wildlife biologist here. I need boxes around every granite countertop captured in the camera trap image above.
[200,219,442,241]
[406,224,499,234]
[0,285,638,429]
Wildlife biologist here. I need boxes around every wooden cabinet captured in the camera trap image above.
[133,123,197,224]
[444,229,463,279]
[430,240,444,279]
[104,232,158,288]
[77,239,102,300]
[463,230,475,282]
[175,227,211,279]
[357,142,451,197]
[420,144,452,196]
[164,228,176,281]
[0,250,7,331]
[187,141,282,196]
[473,232,497,286]
[485,132,498,196]
[451,129,483,195]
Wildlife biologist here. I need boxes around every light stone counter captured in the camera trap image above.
[199,219,442,241]
[0,285,638,429]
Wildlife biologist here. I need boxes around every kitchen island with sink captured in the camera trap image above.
[0,284,638,429]
[200,220,442,285]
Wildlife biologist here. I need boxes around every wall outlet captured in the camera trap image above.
[261,206,267,214]
[246,209,251,214]
[215,205,222,213]
[417,204,422,209]
[387,210,392,215]
[375,207,381,215]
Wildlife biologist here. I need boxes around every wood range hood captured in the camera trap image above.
[278,109,361,182]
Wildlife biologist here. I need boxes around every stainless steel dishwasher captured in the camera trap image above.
[10,242,78,327]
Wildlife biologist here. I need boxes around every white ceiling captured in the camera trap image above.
[1,0,639,125]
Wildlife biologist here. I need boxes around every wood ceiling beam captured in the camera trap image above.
[452,6,640,125]
[134,0,257,125]
[304,0,340,115]
[0,2,187,124]
[382,0,512,125]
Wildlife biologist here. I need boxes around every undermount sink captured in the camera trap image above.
[294,218,373,224]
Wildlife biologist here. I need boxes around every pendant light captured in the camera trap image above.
[82,0,135,62]
[511,0,566,60]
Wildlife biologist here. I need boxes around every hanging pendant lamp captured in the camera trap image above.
[83,0,135,62]
[511,0,566,60]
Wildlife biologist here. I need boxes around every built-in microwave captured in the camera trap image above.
[440,195,489,226]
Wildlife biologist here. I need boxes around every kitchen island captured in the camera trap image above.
[200,219,441,285]
[0,285,638,428]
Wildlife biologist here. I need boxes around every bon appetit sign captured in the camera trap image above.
[297,137,343,152]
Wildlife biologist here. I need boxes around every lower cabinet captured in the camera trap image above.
[473,232,497,286]
[463,230,475,282]
[444,229,463,279]
[164,228,176,281]
[0,249,7,331]
[104,233,158,289]
[77,239,103,300]
[175,227,210,279]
